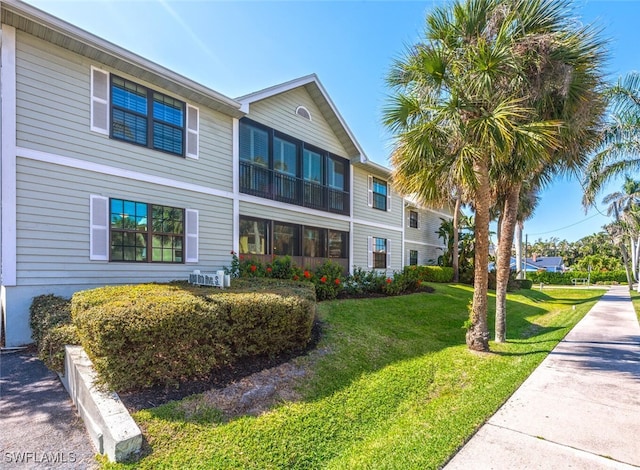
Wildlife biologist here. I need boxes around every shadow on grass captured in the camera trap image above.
[143,284,596,421]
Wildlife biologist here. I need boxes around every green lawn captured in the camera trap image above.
[630,291,640,322]
[104,285,604,470]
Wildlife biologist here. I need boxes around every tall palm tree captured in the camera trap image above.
[384,0,559,351]
[584,72,640,205]
[493,0,607,343]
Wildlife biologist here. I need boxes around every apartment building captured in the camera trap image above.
[0,0,450,346]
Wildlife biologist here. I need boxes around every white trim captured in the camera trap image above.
[17,147,235,200]
[295,105,312,121]
[232,118,239,195]
[1,26,17,286]
[386,238,392,269]
[367,175,373,207]
[367,236,373,268]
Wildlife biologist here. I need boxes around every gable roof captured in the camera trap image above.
[236,74,368,163]
[529,257,564,268]
[2,0,244,118]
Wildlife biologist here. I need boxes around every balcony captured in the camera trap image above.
[240,161,349,215]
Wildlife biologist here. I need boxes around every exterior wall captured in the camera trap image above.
[247,87,348,157]
[352,223,402,273]
[15,31,235,192]
[239,200,349,232]
[351,164,403,227]
[404,205,451,266]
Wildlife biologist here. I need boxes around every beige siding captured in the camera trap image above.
[15,32,234,192]
[16,158,233,286]
[352,223,402,272]
[239,200,349,232]
[351,166,403,227]
[247,88,348,157]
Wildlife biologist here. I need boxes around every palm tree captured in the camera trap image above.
[584,72,640,205]
[384,0,560,351]
[602,177,640,287]
[493,0,607,343]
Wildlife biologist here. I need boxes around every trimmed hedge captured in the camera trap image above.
[527,270,627,285]
[71,283,316,390]
[29,294,80,371]
[407,265,454,283]
[29,294,72,346]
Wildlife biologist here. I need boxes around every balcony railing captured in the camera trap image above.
[240,161,349,215]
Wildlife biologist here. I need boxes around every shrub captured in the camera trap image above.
[512,279,533,290]
[72,282,316,390]
[269,256,295,280]
[527,270,628,285]
[312,260,344,300]
[29,294,72,346]
[341,267,386,297]
[39,324,80,372]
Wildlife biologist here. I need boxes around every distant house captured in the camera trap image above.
[489,256,565,273]
[528,256,565,273]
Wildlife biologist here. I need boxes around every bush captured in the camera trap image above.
[312,260,344,301]
[39,324,80,372]
[527,270,628,285]
[72,282,316,390]
[29,294,72,346]
[341,267,386,297]
[511,279,533,290]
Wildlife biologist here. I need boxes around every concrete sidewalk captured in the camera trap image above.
[445,285,640,470]
[0,351,97,469]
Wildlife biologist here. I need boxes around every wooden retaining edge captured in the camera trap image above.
[59,345,142,463]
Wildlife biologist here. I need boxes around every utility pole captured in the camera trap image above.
[524,234,528,280]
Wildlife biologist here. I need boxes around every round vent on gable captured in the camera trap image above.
[295,105,312,121]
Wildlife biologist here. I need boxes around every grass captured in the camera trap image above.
[103,284,604,470]
[630,290,640,322]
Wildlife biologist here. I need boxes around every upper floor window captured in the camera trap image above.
[91,67,200,159]
[111,76,185,156]
[239,118,350,215]
[368,176,390,211]
[109,198,184,263]
[409,211,418,228]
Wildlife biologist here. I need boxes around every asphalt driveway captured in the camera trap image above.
[0,351,96,469]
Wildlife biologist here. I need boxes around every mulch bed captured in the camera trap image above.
[118,320,323,412]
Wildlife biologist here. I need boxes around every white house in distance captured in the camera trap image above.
[0,0,450,347]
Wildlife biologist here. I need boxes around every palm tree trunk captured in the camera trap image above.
[453,194,461,283]
[466,161,490,352]
[495,183,521,343]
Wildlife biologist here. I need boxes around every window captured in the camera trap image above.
[111,75,185,156]
[409,211,418,228]
[239,218,268,254]
[328,230,348,259]
[238,118,350,215]
[273,222,300,256]
[304,149,323,184]
[374,237,387,269]
[368,176,390,211]
[410,250,418,266]
[239,217,349,263]
[303,227,325,258]
[109,198,184,263]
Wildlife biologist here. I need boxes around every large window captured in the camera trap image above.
[110,198,184,263]
[111,76,185,156]
[373,237,387,269]
[239,119,350,215]
[239,216,348,262]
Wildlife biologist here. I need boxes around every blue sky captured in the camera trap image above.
[28,0,640,242]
